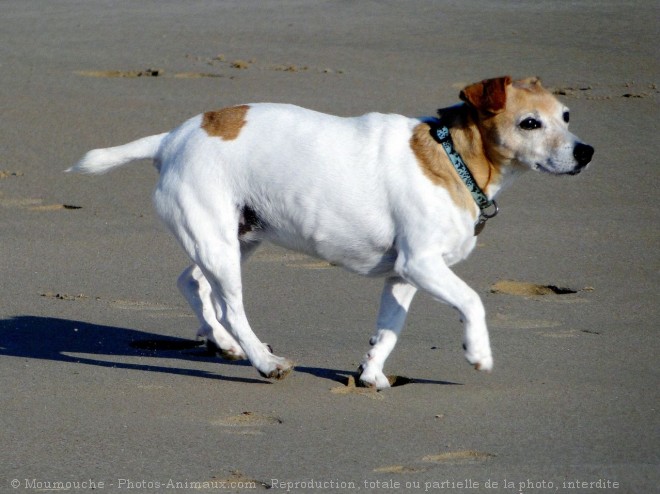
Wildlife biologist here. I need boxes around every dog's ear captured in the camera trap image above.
[460,76,512,114]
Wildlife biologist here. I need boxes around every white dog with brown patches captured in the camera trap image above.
[69,76,593,388]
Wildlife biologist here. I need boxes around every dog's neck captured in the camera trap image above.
[436,105,523,200]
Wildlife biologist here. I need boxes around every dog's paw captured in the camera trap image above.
[463,344,493,372]
[472,355,493,372]
[358,364,391,389]
[258,355,294,381]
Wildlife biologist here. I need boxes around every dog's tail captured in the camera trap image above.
[66,133,168,175]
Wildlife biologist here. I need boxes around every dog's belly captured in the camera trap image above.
[274,237,397,276]
[259,217,399,277]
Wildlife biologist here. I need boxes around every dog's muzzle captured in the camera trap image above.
[572,142,595,173]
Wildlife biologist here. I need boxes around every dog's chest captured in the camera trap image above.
[443,234,478,266]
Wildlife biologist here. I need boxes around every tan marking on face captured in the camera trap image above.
[473,78,566,170]
[410,123,476,216]
[201,105,250,140]
[506,78,560,117]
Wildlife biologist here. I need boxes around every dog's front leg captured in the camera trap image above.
[395,251,493,372]
[359,277,417,389]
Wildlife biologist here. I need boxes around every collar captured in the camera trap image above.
[429,119,499,235]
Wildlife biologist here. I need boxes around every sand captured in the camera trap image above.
[1,1,657,492]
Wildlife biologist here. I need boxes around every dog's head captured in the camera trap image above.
[460,76,594,175]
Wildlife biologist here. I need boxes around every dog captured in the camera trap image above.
[68,76,593,388]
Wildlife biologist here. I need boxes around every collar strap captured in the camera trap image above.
[432,124,493,210]
[430,122,499,234]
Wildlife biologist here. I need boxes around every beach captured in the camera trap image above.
[1,1,658,492]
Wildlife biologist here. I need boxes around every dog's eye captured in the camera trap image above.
[563,111,570,123]
[519,117,542,130]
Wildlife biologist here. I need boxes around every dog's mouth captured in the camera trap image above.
[534,162,586,176]
[533,143,593,176]
[535,162,563,175]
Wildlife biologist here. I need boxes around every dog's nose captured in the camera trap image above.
[573,143,594,167]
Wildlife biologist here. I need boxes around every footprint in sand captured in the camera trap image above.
[40,292,88,301]
[0,170,23,179]
[490,280,592,304]
[0,193,81,211]
[75,55,345,81]
[551,81,658,100]
[373,450,495,476]
[0,196,41,208]
[490,280,578,297]
[76,68,227,79]
[211,411,283,435]
[490,312,561,330]
[110,299,174,311]
[75,69,164,78]
[373,465,427,474]
[330,374,415,399]
[422,450,496,462]
[29,204,82,211]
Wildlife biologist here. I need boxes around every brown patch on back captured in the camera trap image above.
[410,123,475,216]
[202,105,249,140]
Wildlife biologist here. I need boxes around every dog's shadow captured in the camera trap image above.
[0,315,458,387]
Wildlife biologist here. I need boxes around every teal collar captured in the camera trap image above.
[430,120,499,235]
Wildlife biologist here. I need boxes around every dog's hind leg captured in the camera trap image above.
[177,264,246,360]
[359,277,417,389]
[177,242,262,360]
[161,198,292,380]
[199,244,293,379]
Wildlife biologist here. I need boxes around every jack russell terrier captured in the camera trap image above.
[69,76,594,388]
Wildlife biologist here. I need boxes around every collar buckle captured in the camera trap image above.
[474,200,498,236]
[481,200,499,219]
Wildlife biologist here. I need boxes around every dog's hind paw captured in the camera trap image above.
[465,352,493,372]
[473,357,493,372]
[258,356,294,381]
